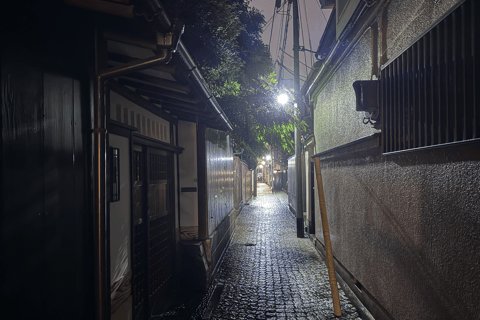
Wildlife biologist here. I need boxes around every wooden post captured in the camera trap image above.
[313,157,341,316]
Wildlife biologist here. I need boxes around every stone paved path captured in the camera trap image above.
[205,183,361,320]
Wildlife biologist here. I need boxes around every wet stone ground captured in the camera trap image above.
[154,183,361,319]
[205,184,360,320]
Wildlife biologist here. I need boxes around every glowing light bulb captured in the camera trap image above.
[277,93,289,105]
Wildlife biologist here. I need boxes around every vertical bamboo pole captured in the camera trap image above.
[314,157,342,316]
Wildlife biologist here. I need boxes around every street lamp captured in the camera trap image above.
[277,93,289,105]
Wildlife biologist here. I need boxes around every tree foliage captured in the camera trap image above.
[164,0,300,168]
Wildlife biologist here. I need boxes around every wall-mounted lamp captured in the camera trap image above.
[353,80,380,123]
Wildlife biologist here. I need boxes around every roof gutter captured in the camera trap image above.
[65,0,234,132]
[142,0,234,132]
[303,1,386,99]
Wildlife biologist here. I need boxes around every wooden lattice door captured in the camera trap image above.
[132,145,175,320]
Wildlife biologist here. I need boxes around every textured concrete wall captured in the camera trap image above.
[385,0,460,63]
[315,138,480,320]
[311,0,478,319]
[313,27,379,153]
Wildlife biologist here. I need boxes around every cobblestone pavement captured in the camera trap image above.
[204,183,361,320]
[153,183,362,320]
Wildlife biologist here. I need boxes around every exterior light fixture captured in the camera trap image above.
[262,161,266,165]
[352,80,380,122]
[259,165,264,168]
[277,93,289,105]
[265,155,271,161]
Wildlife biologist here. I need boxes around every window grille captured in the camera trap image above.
[149,153,167,181]
[111,147,120,202]
[134,150,142,182]
[381,0,479,153]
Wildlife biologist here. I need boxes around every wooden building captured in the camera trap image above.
[1,1,251,319]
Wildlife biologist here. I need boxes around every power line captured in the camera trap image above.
[278,1,292,81]
[280,49,312,70]
[302,0,314,67]
[274,2,286,72]
[267,4,276,49]
[298,1,308,77]
[277,61,307,80]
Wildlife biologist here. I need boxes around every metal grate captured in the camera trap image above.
[149,153,167,181]
[381,0,479,153]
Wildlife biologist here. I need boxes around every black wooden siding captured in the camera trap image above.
[1,3,95,319]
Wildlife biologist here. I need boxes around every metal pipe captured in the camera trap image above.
[143,0,234,131]
[304,0,385,97]
[177,42,233,131]
[71,0,233,132]
[94,49,172,320]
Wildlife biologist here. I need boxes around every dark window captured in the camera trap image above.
[111,147,120,202]
[381,0,479,153]
[149,153,167,181]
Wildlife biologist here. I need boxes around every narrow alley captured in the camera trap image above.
[158,183,364,320]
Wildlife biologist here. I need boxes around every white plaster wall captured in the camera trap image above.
[178,121,198,227]
[109,134,131,284]
[110,91,170,143]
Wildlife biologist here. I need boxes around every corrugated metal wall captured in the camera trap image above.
[206,129,234,235]
[287,155,296,213]
[233,156,252,209]
[244,163,252,203]
[233,157,242,209]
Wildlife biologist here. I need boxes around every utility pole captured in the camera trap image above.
[293,0,304,238]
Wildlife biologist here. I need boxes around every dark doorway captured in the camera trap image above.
[132,144,175,320]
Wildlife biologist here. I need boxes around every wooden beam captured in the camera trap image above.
[118,78,199,104]
[158,105,215,119]
[108,80,177,124]
[138,89,203,110]
[313,157,341,316]
[121,72,191,94]
[108,53,180,75]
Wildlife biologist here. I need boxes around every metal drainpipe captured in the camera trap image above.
[94,49,172,320]
[144,0,234,132]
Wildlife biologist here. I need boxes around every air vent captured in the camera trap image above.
[381,0,479,153]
